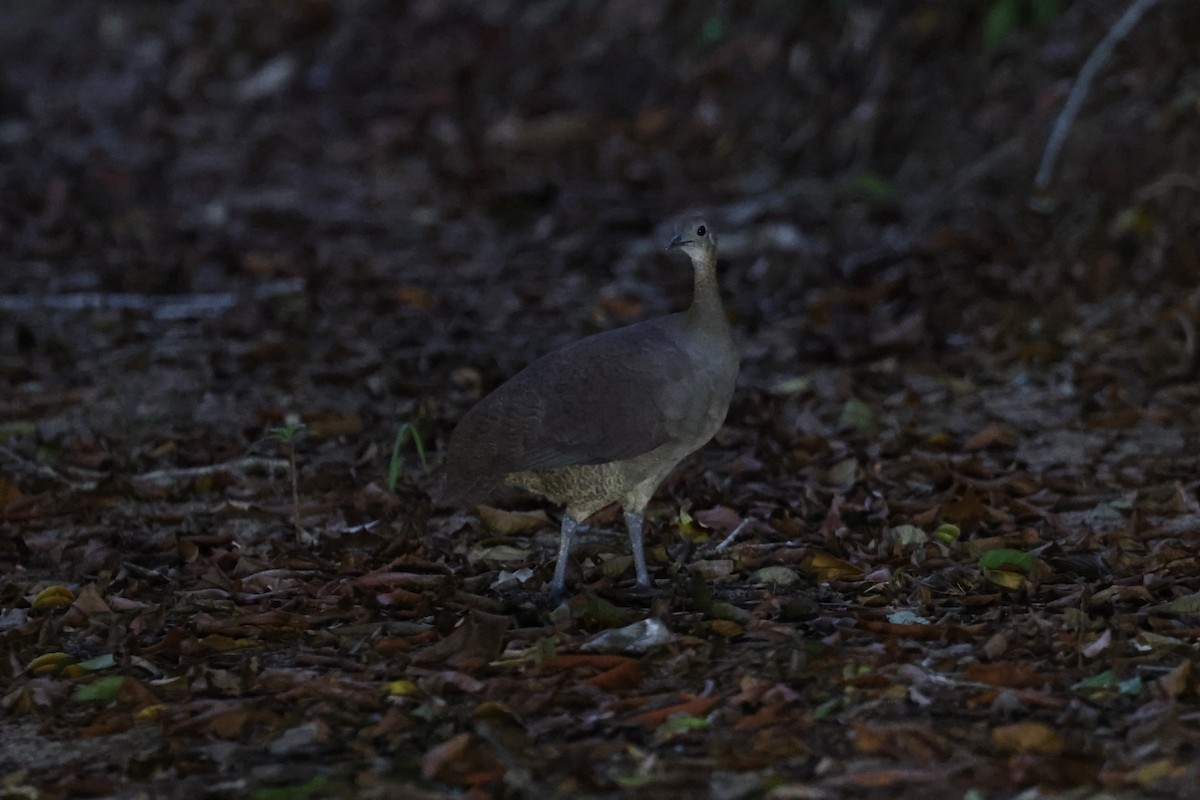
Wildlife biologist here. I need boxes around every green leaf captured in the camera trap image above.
[983,0,1019,55]
[711,601,752,623]
[1031,0,1060,25]
[1118,676,1143,696]
[268,423,307,444]
[251,777,334,800]
[78,654,116,671]
[1166,593,1200,614]
[984,568,1027,590]
[654,714,709,742]
[769,376,810,396]
[1072,669,1116,691]
[750,566,802,586]
[812,697,840,720]
[72,676,125,703]
[852,171,892,203]
[574,592,635,629]
[387,422,429,492]
[840,397,879,435]
[978,548,1034,574]
[933,523,961,543]
[701,16,725,44]
[825,457,860,491]
[608,768,656,789]
[891,524,927,549]
[1071,670,1143,696]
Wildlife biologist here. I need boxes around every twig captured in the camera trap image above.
[286,443,304,540]
[1,450,291,492]
[121,561,171,583]
[0,445,99,491]
[0,278,305,320]
[715,518,753,552]
[1034,0,1162,191]
[1171,310,1197,380]
[130,457,290,484]
[1135,171,1200,204]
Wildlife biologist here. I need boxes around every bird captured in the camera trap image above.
[437,219,738,594]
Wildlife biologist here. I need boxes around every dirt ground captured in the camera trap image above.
[3,2,1200,798]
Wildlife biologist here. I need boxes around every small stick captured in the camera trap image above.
[1034,0,1161,191]
[0,278,305,320]
[715,518,753,552]
[130,457,290,484]
[0,445,99,490]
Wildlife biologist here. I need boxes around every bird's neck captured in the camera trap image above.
[687,253,725,327]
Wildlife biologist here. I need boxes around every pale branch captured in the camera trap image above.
[130,457,290,485]
[1034,0,1162,191]
[0,278,305,320]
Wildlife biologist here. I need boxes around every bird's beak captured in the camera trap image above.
[666,233,687,250]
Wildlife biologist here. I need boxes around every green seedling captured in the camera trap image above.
[387,422,428,493]
[268,423,308,541]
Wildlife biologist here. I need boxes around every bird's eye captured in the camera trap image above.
[696,225,707,237]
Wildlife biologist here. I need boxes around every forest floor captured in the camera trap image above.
[2,2,1200,798]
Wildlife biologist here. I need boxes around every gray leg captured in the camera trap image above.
[624,510,651,587]
[551,515,580,594]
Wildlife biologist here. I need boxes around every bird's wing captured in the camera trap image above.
[446,317,708,480]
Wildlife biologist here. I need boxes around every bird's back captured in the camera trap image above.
[438,311,735,505]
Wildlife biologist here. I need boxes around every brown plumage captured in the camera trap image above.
[438,220,737,593]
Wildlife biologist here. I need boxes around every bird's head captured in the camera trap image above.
[666,219,716,263]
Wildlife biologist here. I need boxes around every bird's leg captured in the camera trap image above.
[551,515,580,595]
[624,510,652,587]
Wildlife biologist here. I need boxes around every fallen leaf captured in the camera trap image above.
[31,586,75,610]
[1157,661,1191,700]
[694,505,742,532]
[475,506,551,535]
[0,477,23,506]
[750,566,801,586]
[581,618,674,654]
[626,695,719,729]
[1081,628,1112,658]
[414,609,511,666]
[964,423,1018,451]
[386,285,438,311]
[991,721,1064,755]
[71,583,113,616]
[804,551,862,581]
[422,732,473,781]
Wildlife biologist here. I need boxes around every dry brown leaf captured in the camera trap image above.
[475,506,552,535]
[71,583,112,617]
[964,423,1018,451]
[421,732,473,781]
[387,285,438,311]
[991,721,1064,755]
[694,505,742,532]
[803,551,862,581]
[305,410,364,438]
[964,661,1047,689]
[1081,628,1112,658]
[0,477,23,507]
[1157,661,1191,700]
[413,609,511,667]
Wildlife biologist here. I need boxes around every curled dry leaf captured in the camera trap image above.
[991,721,1064,755]
[475,506,552,535]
